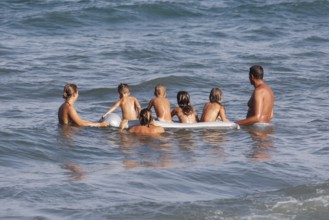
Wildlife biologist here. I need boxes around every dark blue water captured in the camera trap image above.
[1,0,329,219]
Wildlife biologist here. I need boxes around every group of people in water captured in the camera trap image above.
[58,65,275,134]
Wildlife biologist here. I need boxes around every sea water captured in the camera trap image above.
[1,0,329,219]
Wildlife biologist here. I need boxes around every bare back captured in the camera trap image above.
[58,102,74,125]
[171,107,198,123]
[200,102,228,122]
[128,124,164,135]
[120,96,140,120]
[148,97,172,122]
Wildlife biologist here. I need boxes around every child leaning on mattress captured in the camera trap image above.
[147,84,172,122]
[171,91,199,123]
[102,83,141,130]
[200,88,229,122]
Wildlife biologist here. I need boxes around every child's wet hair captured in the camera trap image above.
[63,84,78,99]
[177,91,193,116]
[154,84,166,97]
[118,83,130,96]
[139,108,153,127]
[209,88,222,105]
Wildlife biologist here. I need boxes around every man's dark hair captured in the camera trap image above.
[249,65,264,80]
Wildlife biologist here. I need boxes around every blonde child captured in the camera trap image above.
[102,83,141,129]
[147,84,172,122]
[200,88,229,122]
[171,91,199,123]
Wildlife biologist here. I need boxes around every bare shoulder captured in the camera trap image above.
[162,97,171,103]
[132,96,140,103]
[63,102,74,113]
[129,125,164,134]
[257,83,274,96]
[128,126,138,133]
[203,102,210,108]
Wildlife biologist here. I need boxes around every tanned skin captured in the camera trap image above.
[200,102,229,122]
[58,91,109,127]
[128,123,165,135]
[102,93,141,130]
[128,108,165,135]
[147,85,172,122]
[236,66,274,125]
[171,107,198,123]
[102,84,141,130]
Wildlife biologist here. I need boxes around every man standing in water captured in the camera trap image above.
[236,65,274,125]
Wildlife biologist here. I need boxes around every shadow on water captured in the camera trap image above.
[116,132,176,170]
[200,129,228,147]
[56,124,82,146]
[56,122,271,181]
[244,124,275,160]
[56,125,87,181]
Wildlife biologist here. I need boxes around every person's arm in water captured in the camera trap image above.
[194,110,199,122]
[134,98,141,118]
[69,106,109,127]
[236,90,263,125]
[171,108,178,119]
[147,99,154,111]
[102,100,121,119]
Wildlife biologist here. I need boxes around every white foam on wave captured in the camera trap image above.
[270,195,329,215]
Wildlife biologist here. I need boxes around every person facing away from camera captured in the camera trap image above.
[102,83,141,130]
[128,108,165,134]
[200,88,229,122]
[171,91,199,123]
[147,84,172,122]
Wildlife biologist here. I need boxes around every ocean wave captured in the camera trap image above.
[4,1,205,31]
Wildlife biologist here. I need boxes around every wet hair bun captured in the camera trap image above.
[139,108,153,127]
[63,84,78,99]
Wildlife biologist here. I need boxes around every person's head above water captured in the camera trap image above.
[177,91,193,115]
[249,65,264,80]
[118,83,130,98]
[139,108,153,127]
[63,84,78,100]
[209,88,222,105]
[154,84,166,97]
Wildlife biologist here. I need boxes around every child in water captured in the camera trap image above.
[171,91,199,123]
[102,83,141,129]
[200,88,229,122]
[128,108,165,134]
[147,84,172,122]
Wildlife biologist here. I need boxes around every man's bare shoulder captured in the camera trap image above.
[256,83,274,96]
